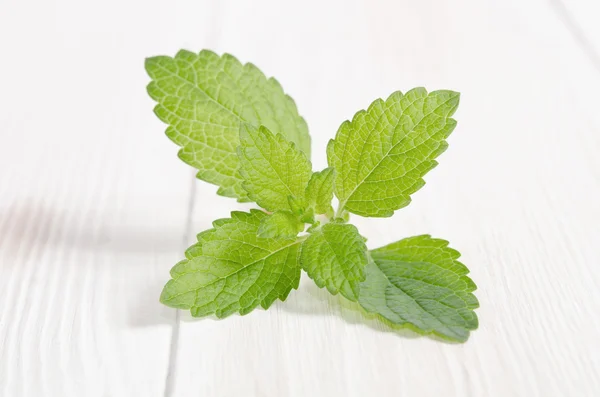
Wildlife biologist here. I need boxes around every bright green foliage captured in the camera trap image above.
[149,51,478,342]
[238,123,312,212]
[145,50,310,200]
[287,195,315,224]
[160,210,302,317]
[327,88,459,217]
[257,210,304,239]
[359,235,479,342]
[305,168,335,216]
[299,223,368,301]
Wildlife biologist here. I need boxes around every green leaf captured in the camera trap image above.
[287,195,306,215]
[257,211,304,239]
[145,50,311,200]
[160,210,302,317]
[358,235,478,342]
[305,168,335,215]
[327,88,459,217]
[300,223,368,301]
[238,123,312,212]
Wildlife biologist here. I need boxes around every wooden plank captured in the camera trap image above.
[169,0,600,396]
[1,0,599,396]
[548,0,600,70]
[0,1,217,395]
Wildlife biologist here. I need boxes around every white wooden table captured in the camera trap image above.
[1,1,599,396]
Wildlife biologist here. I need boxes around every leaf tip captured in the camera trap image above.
[144,56,158,75]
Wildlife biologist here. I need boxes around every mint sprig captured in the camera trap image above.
[146,50,479,342]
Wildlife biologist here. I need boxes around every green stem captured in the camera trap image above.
[334,201,347,219]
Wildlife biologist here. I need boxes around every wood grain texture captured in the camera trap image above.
[549,0,600,71]
[1,0,599,396]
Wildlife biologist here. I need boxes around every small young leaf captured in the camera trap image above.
[258,211,304,239]
[305,168,335,215]
[287,195,315,224]
[328,88,459,217]
[238,123,312,212]
[305,221,320,233]
[145,50,310,200]
[160,210,302,317]
[300,223,368,301]
[287,195,306,215]
[358,235,478,342]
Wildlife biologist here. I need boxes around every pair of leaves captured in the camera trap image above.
[299,227,478,341]
[146,49,310,200]
[147,50,478,342]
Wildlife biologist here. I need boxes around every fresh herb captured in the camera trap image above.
[146,50,478,342]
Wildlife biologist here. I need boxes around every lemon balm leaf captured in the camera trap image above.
[257,211,304,239]
[300,223,368,301]
[327,88,459,217]
[305,168,335,216]
[238,123,312,212]
[160,210,302,317]
[358,235,479,342]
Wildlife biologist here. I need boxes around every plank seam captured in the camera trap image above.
[163,171,197,397]
[548,0,600,73]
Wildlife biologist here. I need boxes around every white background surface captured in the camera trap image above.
[1,0,599,396]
